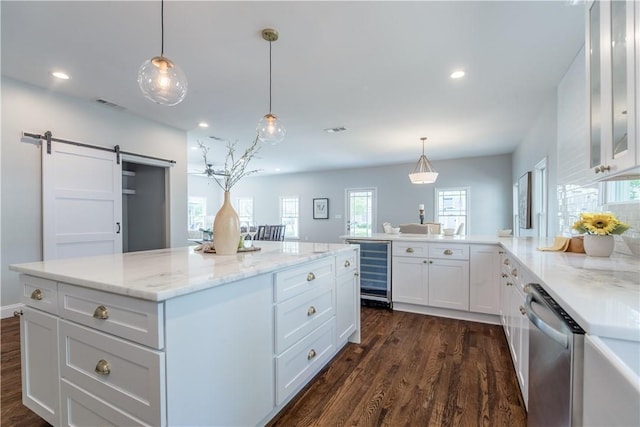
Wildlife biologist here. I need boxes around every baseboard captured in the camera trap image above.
[1,303,24,319]
[392,302,501,325]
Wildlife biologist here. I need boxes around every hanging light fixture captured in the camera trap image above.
[409,137,439,184]
[137,0,188,106]
[257,28,286,144]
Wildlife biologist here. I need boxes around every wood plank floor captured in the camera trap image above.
[1,307,526,427]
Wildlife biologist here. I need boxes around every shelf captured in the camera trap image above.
[122,170,136,177]
[122,189,136,195]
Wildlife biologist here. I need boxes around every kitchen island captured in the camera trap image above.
[10,241,361,427]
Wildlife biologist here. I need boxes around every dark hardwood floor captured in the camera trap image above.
[1,307,526,427]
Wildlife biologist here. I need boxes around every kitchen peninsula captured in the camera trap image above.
[10,241,361,427]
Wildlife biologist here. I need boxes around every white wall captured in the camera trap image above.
[1,77,188,313]
[227,153,513,243]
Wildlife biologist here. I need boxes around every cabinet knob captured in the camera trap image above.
[519,306,526,316]
[344,260,351,268]
[354,272,359,277]
[307,272,316,282]
[594,165,611,174]
[511,268,518,277]
[93,305,109,320]
[406,247,414,253]
[506,282,513,287]
[30,289,43,301]
[443,249,453,255]
[307,349,317,360]
[429,260,433,264]
[307,306,317,316]
[13,310,23,317]
[501,273,508,278]
[503,259,510,265]
[95,359,111,375]
[498,251,505,254]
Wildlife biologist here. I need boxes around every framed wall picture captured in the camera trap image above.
[518,171,532,229]
[313,198,329,219]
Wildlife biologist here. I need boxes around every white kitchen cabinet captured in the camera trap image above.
[583,334,640,426]
[392,256,429,305]
[428,259,469,311]
[469,245,501,315]
[499,252,529,408]
[336,250,359,346]
[20,306,59,426]
[587,0,638,179]
[391,241,470,311]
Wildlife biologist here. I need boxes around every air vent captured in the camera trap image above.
[324,127,347,133]
[95,98,126,111]
[209,135,226,141]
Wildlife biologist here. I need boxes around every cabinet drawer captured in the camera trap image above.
[60,380,149,427]
[429,243,469,260]
[392,241,429,258]
[275,319,335,405]
[336,250,357,275]
[21,275,58,315]
[275,281,334,354]
[58,283,164,349]
[275,257,335,302]
[59,320,165,427]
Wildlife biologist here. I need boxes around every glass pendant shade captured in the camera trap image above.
[257,113,286,144]
[138,56,188,106]
[409,137,438,184]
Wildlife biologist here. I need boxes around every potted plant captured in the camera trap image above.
[572,213,629,257]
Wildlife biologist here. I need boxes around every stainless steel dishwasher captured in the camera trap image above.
[525,283,585,427]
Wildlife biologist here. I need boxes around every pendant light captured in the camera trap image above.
[257,28,286,144]
[137,0,188,106]
[409,137,438,184]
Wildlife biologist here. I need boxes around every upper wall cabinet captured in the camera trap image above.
[587,0,638,179]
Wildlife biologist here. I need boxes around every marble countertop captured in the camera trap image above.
[344,233,639,342]
[9,241,354,302]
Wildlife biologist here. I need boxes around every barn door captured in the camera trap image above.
[42,140,122,260]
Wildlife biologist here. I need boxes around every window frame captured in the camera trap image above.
[434,186,470,234]
[279,195,300,239]
[235,196,255,226]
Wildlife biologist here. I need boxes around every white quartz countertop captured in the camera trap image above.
[343,233,640,342]
[9,241,354,302]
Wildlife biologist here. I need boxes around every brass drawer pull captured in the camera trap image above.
[307,349,317,360]
[504,259,510,265]
[501,273,508,278]
[307,272,316,282]
[519,306,526,315]
[506,282,513,287]
[95,359,111,375]
[443,249,453,255]
[512,268,518,277]
[344,260,351,268]
[307,306,317,316]
[93,305,109,320]
[30,289,43,301]
[406,248,414,253]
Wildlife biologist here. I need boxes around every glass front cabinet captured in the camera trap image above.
[587,0,638,178]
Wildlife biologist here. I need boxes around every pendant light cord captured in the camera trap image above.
[269,40,273,113]
[160,0,165,56]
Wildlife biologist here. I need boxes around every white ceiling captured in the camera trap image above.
[1,1,585,176]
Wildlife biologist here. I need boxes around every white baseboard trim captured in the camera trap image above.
[1,303,24,319]
[392,302,501,325]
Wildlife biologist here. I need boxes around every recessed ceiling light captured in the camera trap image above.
[450,70,465,79]
[198,122,209,128]
[275,168,281,172]
[51,71,70,80]
[324,127,347,133]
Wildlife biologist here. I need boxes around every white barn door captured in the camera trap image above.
[42,141,122,260]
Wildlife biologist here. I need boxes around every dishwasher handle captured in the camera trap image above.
[524,285,569,349]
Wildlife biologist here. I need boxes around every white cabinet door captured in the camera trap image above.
[42,140,122,260]
[514,285,529,407]
[336,269,357,346]
[428,259,469,311]
[392,257,428,305]
[469,245,501,314]
[21,307,59,426]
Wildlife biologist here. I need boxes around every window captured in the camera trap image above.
[604,179,640,203]
[235,197,254,226]
[188,197,207,231]
[280,196,299,239]
[346,188,376,237]
[435,187,469,234]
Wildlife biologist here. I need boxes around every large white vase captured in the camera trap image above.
[213,191,240,255]
[583,234,615,257]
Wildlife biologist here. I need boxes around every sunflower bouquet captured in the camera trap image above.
[572,213,630,236]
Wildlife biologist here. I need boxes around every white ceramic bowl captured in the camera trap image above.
[443,228,455,236]
[389,227,401,234]
[497,229,512,237]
